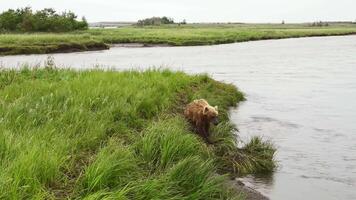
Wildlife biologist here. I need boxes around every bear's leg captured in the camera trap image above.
[203,123,213,144]
[188,120,196,132]
[196,121,206,139]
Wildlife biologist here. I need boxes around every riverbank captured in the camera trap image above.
[1,23,356,55]
[0,67,274,199]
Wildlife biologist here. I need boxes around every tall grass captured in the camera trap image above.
[135,117,211,170]
[0,67,275,199]
[80,142,139,194]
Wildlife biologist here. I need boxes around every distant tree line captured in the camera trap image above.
[0,7,88,32]
[137,17,175,26]
[310,21,329,27]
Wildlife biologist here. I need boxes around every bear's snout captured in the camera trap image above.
[212,117,219,125]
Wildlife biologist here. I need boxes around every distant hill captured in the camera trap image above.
[89,21,134,28]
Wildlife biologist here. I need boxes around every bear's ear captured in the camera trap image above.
[203,106,209,115]
[214,106,218,110]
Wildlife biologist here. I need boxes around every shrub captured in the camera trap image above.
[0,7,88,32]
[310,21,329,27]
[137,16,174,26]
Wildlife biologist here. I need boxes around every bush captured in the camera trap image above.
[310,21,329,27]
[137,16,174,26]
[0,7,88,32]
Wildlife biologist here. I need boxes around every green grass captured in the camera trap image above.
[1,23,356,55]
[0,67,274,199]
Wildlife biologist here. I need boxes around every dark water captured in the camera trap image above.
[1,36,356,200]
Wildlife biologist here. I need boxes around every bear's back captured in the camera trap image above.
[184,99,209,122]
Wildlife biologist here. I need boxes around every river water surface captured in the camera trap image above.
[1,36,356,200]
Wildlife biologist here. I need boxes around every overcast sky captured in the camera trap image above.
[1,0,356,23]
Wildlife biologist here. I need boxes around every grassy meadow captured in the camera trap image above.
[0,67,275,199]
[1,23,356,55]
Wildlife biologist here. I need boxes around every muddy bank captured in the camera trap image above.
[0,42,109,56]
[0,43,168,56]
[111,43,173,48]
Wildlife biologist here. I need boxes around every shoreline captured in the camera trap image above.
[232,180,269,200]
[1,32,356,56]
[110,32,356,48]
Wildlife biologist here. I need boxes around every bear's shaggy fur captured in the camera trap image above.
[184,99,219,143]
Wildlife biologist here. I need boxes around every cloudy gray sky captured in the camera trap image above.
[1,0,356,23]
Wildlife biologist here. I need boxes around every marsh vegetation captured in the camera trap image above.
[0,67,275,199]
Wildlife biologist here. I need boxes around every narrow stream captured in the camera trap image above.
[1,35,356,200]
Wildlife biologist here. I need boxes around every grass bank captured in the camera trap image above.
[0,67,275,199]
[1,23,356,55]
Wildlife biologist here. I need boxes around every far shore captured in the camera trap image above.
[1,23,356,56]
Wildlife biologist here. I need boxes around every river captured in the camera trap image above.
[1,35,356,200]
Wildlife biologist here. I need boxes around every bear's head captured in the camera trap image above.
[203,105,219,125]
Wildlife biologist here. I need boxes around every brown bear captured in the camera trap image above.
[184,99,219,143]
